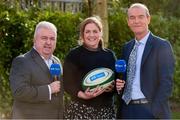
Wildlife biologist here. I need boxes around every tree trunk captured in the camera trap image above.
[94,0,108,47]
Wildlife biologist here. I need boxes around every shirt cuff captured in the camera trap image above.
[48,85,52,100]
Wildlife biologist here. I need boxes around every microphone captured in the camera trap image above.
[115,59,126,94]
[50,63,61,81]
[50,63,61,96]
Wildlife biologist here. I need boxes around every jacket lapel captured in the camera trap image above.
[52,56,59,64]
[141,33,154,67]
[30,48,50,76]
[125,40,135,62]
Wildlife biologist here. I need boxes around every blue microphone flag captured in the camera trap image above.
[115,59,126,73]
[50,63,61,76]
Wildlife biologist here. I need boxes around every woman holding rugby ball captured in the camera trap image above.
[63,16,124,119]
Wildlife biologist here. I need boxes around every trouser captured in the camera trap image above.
[117,100,155,119]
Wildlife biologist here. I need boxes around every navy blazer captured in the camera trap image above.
[120,33,175,118]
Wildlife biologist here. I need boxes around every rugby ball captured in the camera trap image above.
[82,68,115,91]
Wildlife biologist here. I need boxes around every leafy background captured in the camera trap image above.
[0,0,179,118]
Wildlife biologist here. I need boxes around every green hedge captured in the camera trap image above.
[0,3,179,118]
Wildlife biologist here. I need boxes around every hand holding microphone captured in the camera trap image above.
[116,79,125,93]
[50,63,61,95]
[115,59,126,94]
[50,81,60,94]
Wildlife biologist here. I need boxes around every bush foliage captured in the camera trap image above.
[0,2,179,118]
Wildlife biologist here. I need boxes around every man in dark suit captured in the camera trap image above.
[9,21,63,119]
[116,3,175,119]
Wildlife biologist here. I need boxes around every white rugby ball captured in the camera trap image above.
[82,68,114,91]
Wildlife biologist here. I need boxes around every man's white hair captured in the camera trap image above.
[128,3,150,16]
[34,21,57,39]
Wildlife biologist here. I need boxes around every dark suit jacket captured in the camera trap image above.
[9,48,64,119]
[119,33,175,118]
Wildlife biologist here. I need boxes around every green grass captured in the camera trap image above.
[172,112,180,119]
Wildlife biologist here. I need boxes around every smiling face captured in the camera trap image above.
[83,22,102,49]
[127,6,151,40]
[34,28,56,59]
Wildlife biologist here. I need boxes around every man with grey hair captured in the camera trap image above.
[9,21,63,119]
[116,3,175,119]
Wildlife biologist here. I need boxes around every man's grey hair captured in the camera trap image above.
[34,21,57,39]
[128,3,150,17]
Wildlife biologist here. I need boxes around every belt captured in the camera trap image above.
[130,98,148,104]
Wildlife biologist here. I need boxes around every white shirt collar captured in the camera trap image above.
[33,46,53,69]
[33,46,53,60]
[135,31,150,45]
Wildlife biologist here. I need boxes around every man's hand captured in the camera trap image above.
[50,81,60,94]
[116,79,125,92]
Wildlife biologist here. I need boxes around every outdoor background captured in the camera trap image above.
[0,0,179,119]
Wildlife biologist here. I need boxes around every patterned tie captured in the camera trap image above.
[122,41,140,104]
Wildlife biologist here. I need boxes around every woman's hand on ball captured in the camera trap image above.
[78,86,105,100]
